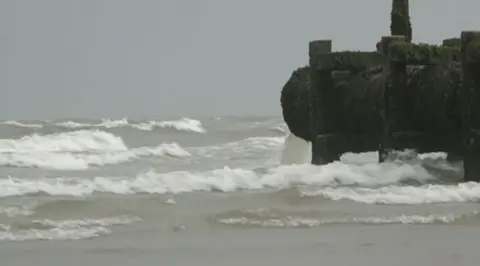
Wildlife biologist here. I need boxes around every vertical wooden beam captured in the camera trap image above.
[308,40,334,164]
[460,31,480,182]
[379,35,407,162]
[390,0,412,42]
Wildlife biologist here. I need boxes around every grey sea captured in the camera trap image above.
[1,116,480,266]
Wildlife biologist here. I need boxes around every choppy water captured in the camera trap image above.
[1,116,480,265]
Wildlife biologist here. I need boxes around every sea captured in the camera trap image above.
[1,116,480,265]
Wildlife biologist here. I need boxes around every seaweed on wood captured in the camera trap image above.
[388,43,460,64]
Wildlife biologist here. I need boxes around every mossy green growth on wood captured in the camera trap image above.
[280,66,311,141]
[336,68,386,134]
[465,40,480,64]
[443,38,461,48]
[408,64,462,133]
[309,40,332,58]
[313,51,387,72]
[388,43,460,65]
[390,0,412,42]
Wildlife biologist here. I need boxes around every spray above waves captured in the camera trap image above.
[280,132,311,165]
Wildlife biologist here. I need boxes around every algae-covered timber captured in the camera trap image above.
[312,52,387,73]
[443,38,461,48]
[279,0,480,182]
[460,31,480,181]
[280,66,311,142]
[388,43,460,64]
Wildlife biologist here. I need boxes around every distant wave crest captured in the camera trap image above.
[0,117,206,133]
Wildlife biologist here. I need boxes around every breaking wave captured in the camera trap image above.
[0,156,471,205]
[4,116,479,244]
[300,183,480,204]
[0,129,286,170]
[0,130,190,170]
[0,130,126,153]
[0,118,477,207]
[0,126,473,206]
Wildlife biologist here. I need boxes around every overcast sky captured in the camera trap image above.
[1,0,479,120]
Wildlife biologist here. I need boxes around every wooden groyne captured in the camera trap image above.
[280,0,480,181]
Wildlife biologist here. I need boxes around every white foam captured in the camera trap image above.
[0,130,190,170]
[0,225,110,242]
[0,215,141,242]
[35,215,142,228]
[54,117,206,133]
[0,120,43,128]
[302,182,480,204]
[0,130,127,153]
[55,121,92,129]
[0,129,468,205]
[97,118,130,128]
[54,119,130,129]
[0,168,260,197]
[193,136,285,158]
[0,203,37,217]
[0,158,448,197]
[270,124,288,134]
[0,142,190,170]
[148,117,206,133]
[216,213,468,227]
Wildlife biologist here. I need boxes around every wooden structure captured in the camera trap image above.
[280,0,480,181]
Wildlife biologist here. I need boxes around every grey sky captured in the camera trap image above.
[1,0,479,120]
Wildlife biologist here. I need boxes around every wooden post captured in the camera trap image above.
[460,31,480,182]
[309,40,332,60]
[390,0,412,42]
[308,40,334,164]
[379,35,407,162]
